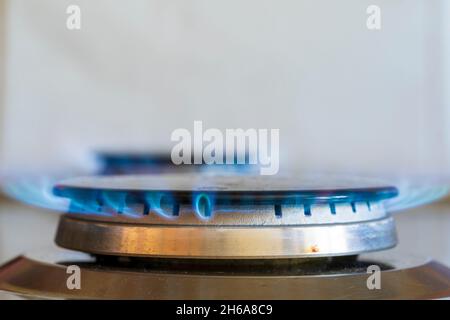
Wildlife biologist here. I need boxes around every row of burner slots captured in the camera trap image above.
[63,191,377,219]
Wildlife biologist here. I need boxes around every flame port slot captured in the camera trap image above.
[194,194,213,219]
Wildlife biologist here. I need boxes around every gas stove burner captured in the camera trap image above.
[52,174,398,259]
[2,174,450,300]
[2,250,450,299]
[96,152,176,175]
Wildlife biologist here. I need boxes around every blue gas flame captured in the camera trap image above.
[2,173,449,217]
[1,174,70,211]
[386,183,449,212]
[193,193,214,219]
[145,192,179,219]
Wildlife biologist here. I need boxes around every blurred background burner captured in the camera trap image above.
[96,151,256,175]
[96,151,180,175]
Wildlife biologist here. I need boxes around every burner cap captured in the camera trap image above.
[54,174,398,205]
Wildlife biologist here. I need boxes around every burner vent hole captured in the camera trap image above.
[160,196,179,217]
[351,202,357,213]
[143,202,150,216]
[304,204,311,216]
[274,204,282,218]
[173,203,180,216]
[95,193,104,212]
[329,203,336,215]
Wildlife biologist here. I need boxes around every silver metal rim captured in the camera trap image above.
[55,214,397,259]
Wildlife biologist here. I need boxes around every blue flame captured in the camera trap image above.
[193,193,214,219]
[2,172,449,218]
[145,192,179,219]
[1,174,70,211]
[101,191,142,218]
[386,184,449,212]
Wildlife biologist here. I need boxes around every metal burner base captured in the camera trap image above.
[55,214,397,258]
[0,249,450,299]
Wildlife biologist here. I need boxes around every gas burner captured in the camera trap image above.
[53,174,398,259]
[2,173,450,300]
[95,151,255,175]
[96,152,177,175]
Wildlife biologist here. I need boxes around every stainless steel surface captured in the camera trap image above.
[68,200,388,226]
[55,174,396,192]
[1,249,449,299]
[55,214,397,258]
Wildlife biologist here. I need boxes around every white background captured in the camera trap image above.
[0,0,449,176]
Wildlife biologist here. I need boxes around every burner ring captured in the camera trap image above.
[55,214,397,259]
[53,174,397,222]
[53,174,398,258]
